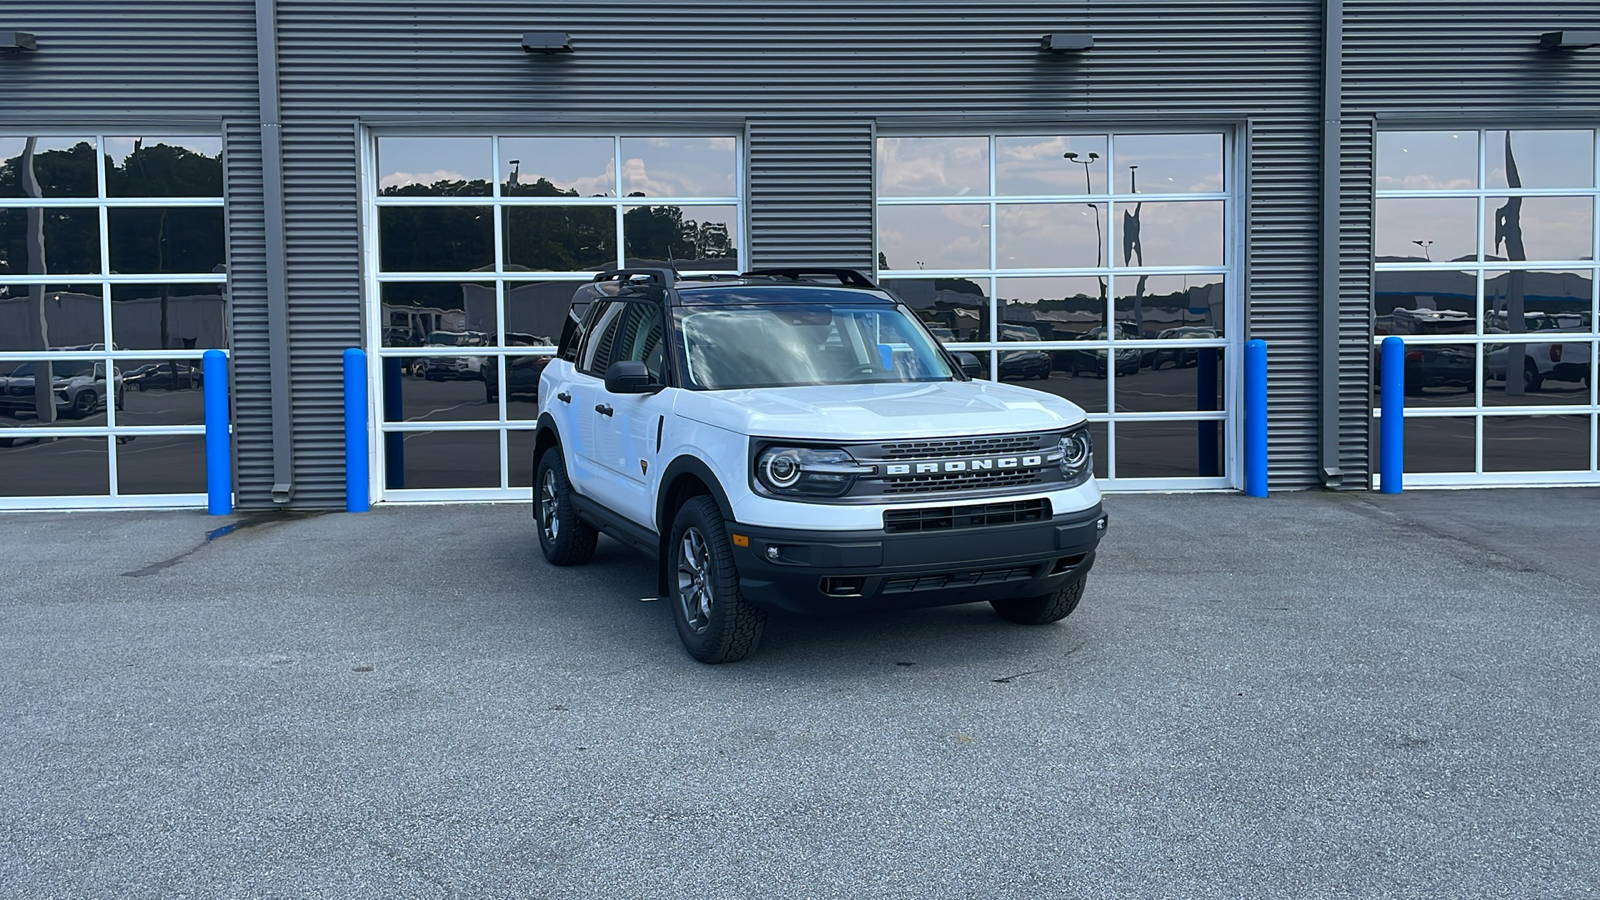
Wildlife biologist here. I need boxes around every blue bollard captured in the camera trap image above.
[344,348,370,513]
[1245,339,1268,497]
[1380,336,1405,494]
[203,349,232,516]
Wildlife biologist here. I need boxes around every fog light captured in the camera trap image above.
[766,546,781,560]
[1096,516,1108,535]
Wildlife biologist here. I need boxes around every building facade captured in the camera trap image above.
[1,1,1597,509]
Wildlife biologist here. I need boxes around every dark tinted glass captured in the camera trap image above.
[1482,416,1591,472]
[1394,343,1477,408]
[505,281,580,350]
[507,429,540,487]
[110,283,227,350]
[0,435,108,495]
[378,207,494,272]
[1375,271,1477,334]
[116,435,205,493]
[1484,341,1593,404]
[492,351,550,421]
[0,137,98,199]
[115,361,206,426]
[398,429,501,489]
[623,204,737,270]
[885,277,992,343]
[1114,420,1226,478]
[1116,274,1226,338]
[107,207,225,274]
[1116,348,1224,413]
[375,137,492,197]
[1398,415,1475,473]
[998,276,1105,340]
[0,283,104,351]
[1484,270,1594,329]
[382,369,496,423]
[0,358,116,425]
[504,206,616,272]
[1020,368,1107,413]
[0,207,102,276]
[378,282,497,346]
[104,137,223,197]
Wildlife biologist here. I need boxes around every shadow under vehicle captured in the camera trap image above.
[483,333,556,402]
[414,330,489,381]
[1062,327,1141,378]
[1149,326,1220,370]
[0,359,124,418]
[997,324,1051,381]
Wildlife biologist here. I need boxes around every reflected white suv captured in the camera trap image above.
[531,269,1106,664]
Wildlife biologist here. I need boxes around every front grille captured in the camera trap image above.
[882,565,1039,594]
[880,468,1046,496]
[879,433,1049,460]
[883,498,1051,534]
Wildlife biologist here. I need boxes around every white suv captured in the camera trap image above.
[533,269,1106,663]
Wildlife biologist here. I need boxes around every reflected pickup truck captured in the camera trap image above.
[532,268,1107,663]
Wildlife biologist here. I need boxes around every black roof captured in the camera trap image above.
[570,267,896,308]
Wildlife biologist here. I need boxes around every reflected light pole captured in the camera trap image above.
[1412,239,1433,261]
[505,160,520,265]
[1065,151,1104,311]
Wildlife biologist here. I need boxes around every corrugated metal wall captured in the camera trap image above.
[270,0,1328,497]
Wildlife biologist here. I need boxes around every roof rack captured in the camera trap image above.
[739,268,878,289]
[592,268,677,287]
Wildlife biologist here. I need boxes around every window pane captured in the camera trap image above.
[116,360,205,425]
[0,435,108,495]
[1398,343,1476,408]
[383,368,495,423]
[1115,201,1224,267]
[1396,415,1475,473]
[1117,348,1224,413]
[1026,371,1108,415]
[508,429,541,487]
[1484,197,1593,263]
[376,137,492,197]
[1113,134,1224,194]
[877,137,989,198]
[1376,131,1477,190]
[997,135,1107,196]
[1114,420,1226,478]
[1375,197,1477,262]
[996,203,1103,269]
[619,137,736,198]
[110,283,227,350]
[882,277,990,343]
[1485,341,1593,404]
[378,207,494,272]
[0,137,98,199]
[1375,271,1477,333]
[1116,274,1227,338]
[998,276,1105,341]
[501,137,615,197]
[878,205,989,271]
[504,206,616,271]
[0,358,117,425]
[1484,269,1593,331]
[104,136,223,197]
[107,207,225,274]
[505,281,580,349]
[1487,130,1595,190]
[116,434,205,494]
[623,204,737,270]
[0,207,102,276]
[0,284,104,352]
[491,349,553,421]
[379,282,496,348]
[1483,416,1591,471]
[397,430,501,489]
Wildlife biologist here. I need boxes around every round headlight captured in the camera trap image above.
[1059,430,1092,474]
[761,449,803,488]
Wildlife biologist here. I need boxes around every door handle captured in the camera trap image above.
[595,403,613,417]
[557,392,571,403]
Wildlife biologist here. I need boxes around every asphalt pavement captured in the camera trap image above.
[2,488,1599,898]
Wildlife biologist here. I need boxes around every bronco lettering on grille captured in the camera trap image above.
[884,454,1044,476]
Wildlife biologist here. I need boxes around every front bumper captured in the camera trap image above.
[728,503,1106,615]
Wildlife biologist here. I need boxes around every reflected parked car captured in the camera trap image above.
[483,333,556,402]
[1151,327,1220,370]
[124,361,203,391]
[416,330,489,380]
[1064,328,1140,378]
[0,359,124,418]
[997,324,1052,380]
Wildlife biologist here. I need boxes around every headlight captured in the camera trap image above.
[1057,428,1093,485]
[756,446,872,498]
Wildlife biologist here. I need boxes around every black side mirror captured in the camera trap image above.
[604,360,659,394]
[953,351,984,379]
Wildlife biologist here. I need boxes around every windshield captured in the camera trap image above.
[675,303,956,390]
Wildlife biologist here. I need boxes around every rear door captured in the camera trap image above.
[589,300,674,528]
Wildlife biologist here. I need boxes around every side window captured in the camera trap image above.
[613,302,668,384]
[558,300,592,363]
[578,301,627,376]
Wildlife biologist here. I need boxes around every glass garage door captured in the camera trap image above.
[1374,129,1599,486]
[876,131,1237,489]
[365,133,742,501]
[1,133,227,508]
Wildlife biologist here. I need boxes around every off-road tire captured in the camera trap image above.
[991,573,1087,625]
[535,447,597,566]
[669,495,766,664]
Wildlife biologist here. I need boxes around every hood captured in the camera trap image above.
[675,380,1087,441]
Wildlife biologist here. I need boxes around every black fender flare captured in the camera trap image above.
[653,455,737,598]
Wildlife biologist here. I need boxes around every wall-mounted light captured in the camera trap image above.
[0,31,38,51]
[1041,33,1093,53]
[522,32,573,54]
[1539,31,1600,51]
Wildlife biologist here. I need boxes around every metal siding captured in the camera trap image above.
[1338,119,1375,485]
[273,0,1327,494]
[225,120,276,507]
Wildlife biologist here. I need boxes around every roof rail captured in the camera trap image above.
[740,268,877,288]
[592,268,677,287]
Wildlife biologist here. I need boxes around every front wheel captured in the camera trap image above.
[1523,359,1544,392]
[991,573,1087,625]
[670,495,766,664]
[534,447,597,566]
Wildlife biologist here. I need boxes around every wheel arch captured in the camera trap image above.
[654,455,736,598]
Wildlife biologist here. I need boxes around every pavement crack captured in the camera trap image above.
[992,643,1087,683]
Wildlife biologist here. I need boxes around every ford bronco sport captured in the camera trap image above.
[533,268,1106,663]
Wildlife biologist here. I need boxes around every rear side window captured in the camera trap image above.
[558,300,593,362]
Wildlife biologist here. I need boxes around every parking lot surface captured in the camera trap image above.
[2,489,1598,898]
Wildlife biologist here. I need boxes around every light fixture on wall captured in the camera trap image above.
[1041,33,1093,53]
[1539,31,1600,51]
[522,32,574,54]
[0,31,38,51]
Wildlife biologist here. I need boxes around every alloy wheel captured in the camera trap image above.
[538,467,560,543]
[677,527,713,634]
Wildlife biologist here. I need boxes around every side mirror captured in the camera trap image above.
[954,351,984,379]
[604,360,659,394]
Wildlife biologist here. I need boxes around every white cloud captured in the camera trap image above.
[381,169,467,190]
